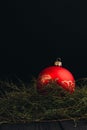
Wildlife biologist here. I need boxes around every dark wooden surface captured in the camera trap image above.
[0,119,87,130]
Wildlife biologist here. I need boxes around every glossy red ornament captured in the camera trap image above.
[37,59,75,93]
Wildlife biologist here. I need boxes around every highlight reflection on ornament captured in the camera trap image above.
[37,58,75,93]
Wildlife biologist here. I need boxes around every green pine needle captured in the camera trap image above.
[0,78,87,124]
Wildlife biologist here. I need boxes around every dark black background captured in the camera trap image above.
[1,0,87,82]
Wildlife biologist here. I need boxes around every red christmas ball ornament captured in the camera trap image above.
[37,58,75,93]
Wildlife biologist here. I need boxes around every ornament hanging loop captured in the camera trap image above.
[54,58,62,66]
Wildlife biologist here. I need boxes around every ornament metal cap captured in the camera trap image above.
[54,58,62,66]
